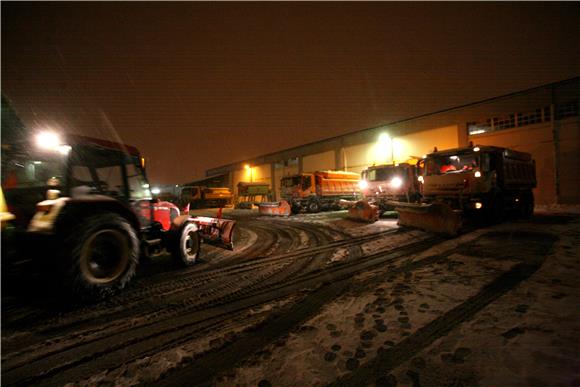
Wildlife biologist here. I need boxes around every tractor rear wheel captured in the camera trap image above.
[171,222,200,266]
[64,213,139,301]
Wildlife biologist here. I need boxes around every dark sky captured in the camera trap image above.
[2,2,579,184]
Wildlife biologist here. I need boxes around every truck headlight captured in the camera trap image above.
[389,177,403,188]
[358,180,368,190]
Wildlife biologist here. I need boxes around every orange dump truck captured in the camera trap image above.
[280,170,361,213]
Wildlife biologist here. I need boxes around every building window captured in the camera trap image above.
[555,101,579,120]
[467,100,577,137]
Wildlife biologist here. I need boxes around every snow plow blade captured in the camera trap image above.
[258,200,291,216]
[390,201,463,236]
[348,200,379,223]
[192,217,236,250]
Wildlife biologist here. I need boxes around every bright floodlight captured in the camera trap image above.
[358,180,368,190]
[151,187,161,195]
[35,131,61,150]
[389,176,403,188]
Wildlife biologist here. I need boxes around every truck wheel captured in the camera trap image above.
[64,214,139,300]
[307,200,320,213]
[486,191,504,224]
[291,203,301,215]
[521,190,534,218]
[171,222,200,266]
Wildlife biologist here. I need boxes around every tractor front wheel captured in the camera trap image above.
[171,222,200,266]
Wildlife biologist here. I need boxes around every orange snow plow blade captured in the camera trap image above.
[348,200,379,223]
[258,200,291,216]
[391,202,463,236]
[192,217,236,250]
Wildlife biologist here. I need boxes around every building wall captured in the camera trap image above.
[232,164,272,197]
[302,150,336,173]
[207,78,580,205]
[556,118,580,204]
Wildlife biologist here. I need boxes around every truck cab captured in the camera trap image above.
[359,162,421,212]
[421,145,536,216]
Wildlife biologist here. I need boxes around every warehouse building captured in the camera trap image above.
[206,77,580,205]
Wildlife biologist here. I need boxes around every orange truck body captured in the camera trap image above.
[280,170,361,213]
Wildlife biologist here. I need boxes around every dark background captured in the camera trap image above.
[2,2,579,184]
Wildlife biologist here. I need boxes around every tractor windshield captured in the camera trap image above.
[425,153,479,176]
[69,145,151,200]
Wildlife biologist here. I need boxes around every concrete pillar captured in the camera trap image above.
[270,162,277,201]
[335,148,344,170]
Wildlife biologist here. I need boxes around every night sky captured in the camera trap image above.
[2,2,579,184]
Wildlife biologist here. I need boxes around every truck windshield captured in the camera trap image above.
[426,154,479,175]
[364,166,405,182]
[281,176,301,187]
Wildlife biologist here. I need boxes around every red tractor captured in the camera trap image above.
[2,132,235,300]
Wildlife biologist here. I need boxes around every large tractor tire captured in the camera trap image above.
[63,213,139,301]
[171,222,200,267]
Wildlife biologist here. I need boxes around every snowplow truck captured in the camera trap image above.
[180,185,233,209]
[359,161,422,213]
[1,133,235,300]
[393,145,536,236]
[280,170,361,214]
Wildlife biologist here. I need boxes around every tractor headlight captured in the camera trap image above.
[358,180,368,190]
[389,177,403,188]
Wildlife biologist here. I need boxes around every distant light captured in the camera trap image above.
[418,176,424,183]
[244,164,251,170]
[151,187,161,195]
[475,202,483,209]
[358,180,368,190]
[474,171,482,178]
[33,161,42,165]
[470,130,486,135]
[35,131,61,150]
[422,154,427,159]
[473,147,480,152]
[142,183,150,188]
[450,155,459,160]
[175,184,179,187]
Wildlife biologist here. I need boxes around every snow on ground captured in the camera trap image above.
[216,212,580,386]
[66,295,302,387]
[389,216,580,387]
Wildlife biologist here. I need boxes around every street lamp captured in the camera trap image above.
[244,164,253,182]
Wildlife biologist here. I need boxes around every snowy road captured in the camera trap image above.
[1,209,579,386]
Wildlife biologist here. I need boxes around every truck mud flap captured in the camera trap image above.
[348,200,379,223]
[192,217,236,250]
[258,200,291,216]
[391,201,463,236]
